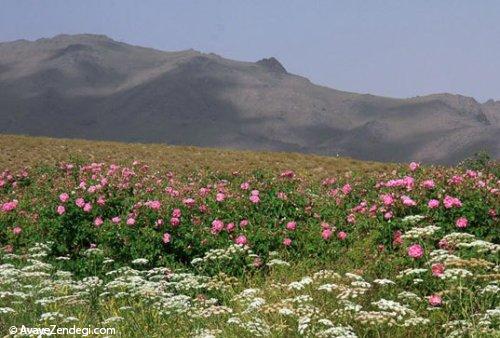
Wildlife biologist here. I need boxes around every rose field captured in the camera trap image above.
[0,140,499,337]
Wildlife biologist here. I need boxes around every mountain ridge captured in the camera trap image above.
[0,34,498,164]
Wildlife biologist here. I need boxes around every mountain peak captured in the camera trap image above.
[0,34,116,49]
[0,35,498,164]
[256,57,286,74]
[40,34,113,43]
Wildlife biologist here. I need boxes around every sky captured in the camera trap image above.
[1,0,499,102]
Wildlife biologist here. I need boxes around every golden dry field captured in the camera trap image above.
[0,134,393,178]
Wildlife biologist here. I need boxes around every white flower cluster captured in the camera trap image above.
[288,277,314,290]
[401,316,430,327]
[442,268,473,280]
[355,310,398,326]
[0,306,16,314]
[316,325,357,338]
[191,244,250,265]
[267,259,290,267]
[131,258,149,265]
[396,268,427,278]
[401,225,440,239]
[191,328,223,338]
[313,270,342,281]
[401,215,426,225]
[397,291,421,302]
[428,249,461,264]
[83,247,104,257]
[441,232,476,246]
[1,237,499,337]
[227,316,271,337]
[373,279,396,286]
[457,240,500,254]
[481,283,500,294]
[372,299,416,317]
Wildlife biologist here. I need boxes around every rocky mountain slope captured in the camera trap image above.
[0,34,498,163]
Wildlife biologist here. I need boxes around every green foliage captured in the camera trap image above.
[0,160,499,337]
[459,151,500,178]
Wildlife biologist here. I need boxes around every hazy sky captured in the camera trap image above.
[1,0,499,101]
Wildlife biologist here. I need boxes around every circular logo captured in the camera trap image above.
[9,326,18,335]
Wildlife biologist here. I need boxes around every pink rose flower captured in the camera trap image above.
[431,263,445,277]
[381,194,394,206]
[407,244,424,259]
[393,230,403,245]
[283,238,292,246]
[162,232,171,244]
[321,228,333,240]
[59,193,70,203]
[235,235,247,245]
[443,195,462,209]
[428,294,442,307]
[409,162,420,171]
[448,175,464,185]
[94,217,103,228]
[428,199,440,209]
[403,176,415,190]
[172,208,182,218]
[455,217,468,228]
[198,187,211,197]
[320,222,331,229]
[249,195,260,204]
[466,170,478,178]
[183,198,196,207]
[280,170,295,178]
[286,221,297,231]
[83,203,92,213]
[341,184,352,195]
[226,222,235,232]
[438,239,449,250]
[211,219,224,234]
[56,205,66,215]
[401,195,417,207]
[216,193,225,202]
[1,200,18,212]
[337,231,347,240]
[97,196,106,206]
[421,179,435,189]
[146,200,161,210]
[75,198,85,208]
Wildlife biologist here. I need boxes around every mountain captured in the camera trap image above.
[0,34,498,164]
